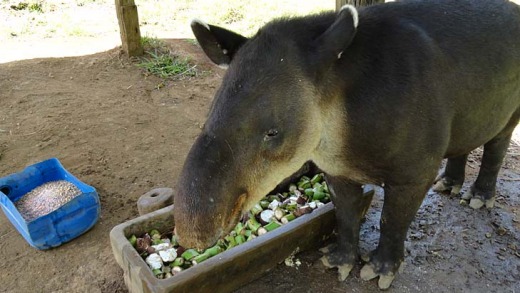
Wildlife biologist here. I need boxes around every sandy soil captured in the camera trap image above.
[0,39,519,293]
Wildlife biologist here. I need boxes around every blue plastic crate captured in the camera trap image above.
[0,158,100,250]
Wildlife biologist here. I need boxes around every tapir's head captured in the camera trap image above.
[174,6,359,249]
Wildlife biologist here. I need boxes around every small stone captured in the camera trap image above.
[496,227,507,236]
[485,233,492,238]
[497,255,506,261]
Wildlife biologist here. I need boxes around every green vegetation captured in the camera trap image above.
[137,36,198,80]
[9,2,42,12]
[138,53,197,79]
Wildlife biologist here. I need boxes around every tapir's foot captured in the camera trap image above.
[461,184,495,209]
[319,243,356,281]
[360,252,403,290]
[432,174,462,196]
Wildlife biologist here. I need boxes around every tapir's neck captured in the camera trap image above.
[310,94,376,184]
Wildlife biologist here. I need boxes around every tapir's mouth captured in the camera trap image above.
[220,193,247,239]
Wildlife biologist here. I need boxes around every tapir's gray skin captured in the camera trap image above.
[174,0,520,289]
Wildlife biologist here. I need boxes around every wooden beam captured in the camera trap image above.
[336,0,385,11]
[115,0,143,57]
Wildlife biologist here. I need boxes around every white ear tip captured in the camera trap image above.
[191,18,210,31]
[340,4,359,28]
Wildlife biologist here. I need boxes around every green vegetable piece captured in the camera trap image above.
[181,249,200,260]
[216,238,227,249]
[281,213,296,224]
[152,239,163,245]
[246,234,256,242]
[313,190,326,200]
[244,229,252,237]
[128,235,137,247]
[250,203,263,215]
[304,188,315,197]
[259,200,270,209]
[171,235,179,247]
[286,202,298,211]
[234,222,244,235]
[264,221,281,232]
[310,174,323,185]
[225,235,237,247]
[152,268,162,276]
[170,257,185,267]
[150,230,161,237]
[323,181,329,193]
[300,175,311,181]
[205,245,223,257]
[298,181,311,189]
[268,194,281,202]
[235,234,246,245]
[289,184,298,194]
[192,252,210,264]
[246,216,261,233]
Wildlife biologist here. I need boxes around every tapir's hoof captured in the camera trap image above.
[468,197,495,209]
[360,256,404,290]
[319,243,336,254]
[461,188,495,209]
[319,244,355,281]
[432,177,462,196]
[320,255,354,281]
[360,264,396,290]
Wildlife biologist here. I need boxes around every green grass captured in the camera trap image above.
[9,2,43,12]
[138,53,197,79]
[140,35,167,51]
[137,36,198,80]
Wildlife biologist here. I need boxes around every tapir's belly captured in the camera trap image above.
[442,75,520,157]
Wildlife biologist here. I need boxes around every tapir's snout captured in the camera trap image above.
[173,132,247,249]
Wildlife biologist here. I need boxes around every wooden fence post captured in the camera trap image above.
[336,0,385,11]
[115,0,144,57]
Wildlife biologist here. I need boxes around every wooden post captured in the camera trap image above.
[115,0,143,57]
[336,0,385,11]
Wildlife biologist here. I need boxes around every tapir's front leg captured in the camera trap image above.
[321,175,367,281]
[360,181,432,289]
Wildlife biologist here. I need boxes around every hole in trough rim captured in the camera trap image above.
[0,186,11,196]
[150,192,159,198]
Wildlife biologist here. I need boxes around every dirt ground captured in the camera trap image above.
[0,40,519,293]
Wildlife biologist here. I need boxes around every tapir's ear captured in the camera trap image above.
[313,5,358,65]
[191,19,248,68]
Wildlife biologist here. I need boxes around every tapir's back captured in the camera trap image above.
[349,0,520,158]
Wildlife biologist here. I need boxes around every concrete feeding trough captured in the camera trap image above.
[110,204,336,293]
[0,158,100,249]
[110,163,375,293]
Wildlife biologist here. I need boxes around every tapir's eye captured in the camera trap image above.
[264,129,279,141]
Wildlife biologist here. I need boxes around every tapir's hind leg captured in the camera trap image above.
[463,129,517,209]
[432,154,468,196]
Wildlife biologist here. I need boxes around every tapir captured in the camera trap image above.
[174,0,520,289]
